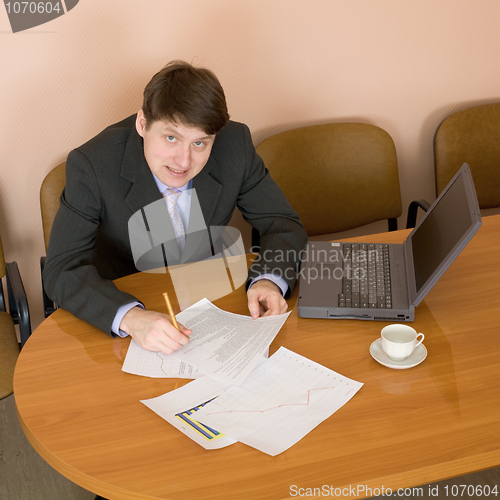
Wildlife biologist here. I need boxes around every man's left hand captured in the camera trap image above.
[247,279,287,318]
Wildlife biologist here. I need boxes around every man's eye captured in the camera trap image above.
[194,141,204,147]
[166,136,176,142]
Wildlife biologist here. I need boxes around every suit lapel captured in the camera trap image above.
[192,156,223,225]
[120,128,162,216]
[181,188,213,263]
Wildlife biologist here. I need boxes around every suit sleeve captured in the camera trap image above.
[236,125,308,297]
[43,149,141,335]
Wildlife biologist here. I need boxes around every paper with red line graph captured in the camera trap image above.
[142,347,362,455]
[194,347,363,455]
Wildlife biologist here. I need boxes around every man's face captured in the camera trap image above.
[136,110,215,188]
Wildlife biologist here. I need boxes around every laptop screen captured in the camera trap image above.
[410,169,477,294]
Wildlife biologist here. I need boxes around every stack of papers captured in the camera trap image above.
[123,298,289,384]
[123,298,363,456]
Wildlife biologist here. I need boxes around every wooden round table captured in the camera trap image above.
[14,217,500,499]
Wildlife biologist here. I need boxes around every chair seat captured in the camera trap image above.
[0,311,19,400]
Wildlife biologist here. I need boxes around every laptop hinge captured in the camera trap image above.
[403,238,416,307]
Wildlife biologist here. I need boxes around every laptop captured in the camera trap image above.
[298,163,482,322]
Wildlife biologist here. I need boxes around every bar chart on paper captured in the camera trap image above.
[175,398,226,441]
[194,347,363,455]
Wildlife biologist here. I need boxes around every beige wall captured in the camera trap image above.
[1,0,500,329]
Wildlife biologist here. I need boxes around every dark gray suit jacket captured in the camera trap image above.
[44,115,307,334]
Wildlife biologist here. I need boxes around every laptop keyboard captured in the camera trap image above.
[338,243,392,309]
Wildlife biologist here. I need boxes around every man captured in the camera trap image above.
[44,61,307,355]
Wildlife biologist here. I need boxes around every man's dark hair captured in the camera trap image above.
[142,61,230,135]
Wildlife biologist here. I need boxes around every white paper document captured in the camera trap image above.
[141,376,237,450]
[142,347,363,456]
[122,339,203,379]
[171,298,291,385]
[194,347,363,456]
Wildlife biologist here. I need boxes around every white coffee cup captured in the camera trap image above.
[381,324,425,361]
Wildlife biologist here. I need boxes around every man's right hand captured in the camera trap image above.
[120,306,191,354]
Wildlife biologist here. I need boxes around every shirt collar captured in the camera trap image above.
[152,173,192,194]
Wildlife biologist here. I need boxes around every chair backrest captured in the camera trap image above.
[435,103,500,209]
[0,232,20,400]
[40,163,66,251]
[256,123,402,236]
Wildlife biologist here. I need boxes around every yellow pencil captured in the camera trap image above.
[163,292,179,330]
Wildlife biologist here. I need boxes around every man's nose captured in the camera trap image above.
[176,145,191,168]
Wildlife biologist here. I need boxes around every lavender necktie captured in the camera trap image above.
[162,187,186,250]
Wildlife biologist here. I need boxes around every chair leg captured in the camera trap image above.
[41,256,57,317]
[406,199,431,229]
[388,218,398,232]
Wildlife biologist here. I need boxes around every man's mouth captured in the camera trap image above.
[166,166,187,174]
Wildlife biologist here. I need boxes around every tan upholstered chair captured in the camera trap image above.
[255,123,402,239]
[407,103,500,228]
[40,163,66,317]
[435,102,500,208]
[0,233,30,399]
[40,163,66,252]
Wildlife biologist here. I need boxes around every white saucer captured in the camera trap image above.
[370,338,427,370]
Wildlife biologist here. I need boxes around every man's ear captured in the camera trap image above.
[136,110,147,137]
